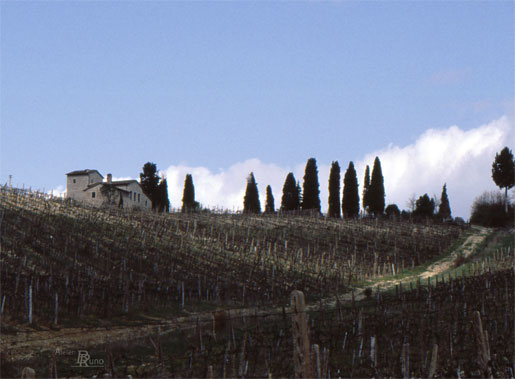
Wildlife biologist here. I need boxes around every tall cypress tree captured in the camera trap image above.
[140,162,160,210]
[327,161,341,218]
[181,174,197,212]
[368,157,385,216]
[362,165,371,215]
[342,161,360,218]
[302,158,321,212]
[492,146,515,213]
[243,172,261,214]
[265,185,275,213]
[156,178,170,213]
[437,183,452,220]
[281,173,300,211]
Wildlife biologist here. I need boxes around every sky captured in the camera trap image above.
[1,1,514,218]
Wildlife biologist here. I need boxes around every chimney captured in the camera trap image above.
[107,173,112,183]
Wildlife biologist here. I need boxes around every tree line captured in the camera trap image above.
[139,162,199,213]
[138,145,513,223]
[243,157,388,217]
[242,156,451,221]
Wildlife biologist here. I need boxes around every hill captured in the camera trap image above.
[1,186,513,378]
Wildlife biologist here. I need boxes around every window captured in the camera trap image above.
[73,179,76,184]
[129,192,132,200]
[145,200,148,207]
[92,192,96,198]
[138,194,140,202]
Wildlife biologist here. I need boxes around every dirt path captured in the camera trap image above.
[311,225,490,305]
[2,226,490,363]
[419,225,488,279]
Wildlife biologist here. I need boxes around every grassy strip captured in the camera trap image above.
[350,229,473,289]
[354,228,515,300]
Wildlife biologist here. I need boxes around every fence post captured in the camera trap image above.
[50,351,57,379]
[312,343,321,379]
[290,290,313,378]
[402,343,409,378]
[473,311,492,378]
[370,336,377,368]
[427,344,438,378]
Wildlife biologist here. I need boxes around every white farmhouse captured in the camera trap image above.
[66,169,150,209]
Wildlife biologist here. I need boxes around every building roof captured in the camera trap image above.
[66,169,104,178]
[111,180,139,186]
[83,183,129,193]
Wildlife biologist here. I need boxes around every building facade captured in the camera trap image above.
[66,170,151,210]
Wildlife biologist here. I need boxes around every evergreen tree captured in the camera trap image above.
[182,174,197,212]
[492,146,515,213]
[301,158,321,212]
[437,183,452,220]
[368,157,385,216]
[385,204,401,219]
[265,185,275,213]
[281,173,300,211]
[327,161,341,218]
[362,165,371,214]
[342,161,360,218]
[156,178,170,213]
[413,194,435,219]
[243,172,261,214]
[140,162,160,210]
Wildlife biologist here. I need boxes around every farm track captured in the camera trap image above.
[2,226,490,363]
[318,225,490,306]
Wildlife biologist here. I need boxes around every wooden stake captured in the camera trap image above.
[290,290,313,378]
[427,343,438,378]
[473,311,492,378]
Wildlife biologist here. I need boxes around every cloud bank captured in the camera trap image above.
[356,116,513,218]
[163,116,512,218]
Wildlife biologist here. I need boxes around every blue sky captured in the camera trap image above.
[1,1,514,217]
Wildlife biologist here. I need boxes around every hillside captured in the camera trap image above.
[1,187,513,378]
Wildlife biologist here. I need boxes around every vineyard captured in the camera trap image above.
[1,186,514,378]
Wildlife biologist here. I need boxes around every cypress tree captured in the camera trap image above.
[368,157,385,216]
[327,161,341,218]
[156,178,170,213]
[492,146,515,213]
[281,173,300,211]
[342,161,360,218]
[362,165,371,215]
[437,183,452,220]
[243,172,261,214]
[140,162,160,210]
[265,185,275,213]
[301,158,321,212]
[181,174,197,212]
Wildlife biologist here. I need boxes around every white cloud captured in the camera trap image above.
[163,159,293,212]
[356,116,513,218]
[163,116,512,218]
